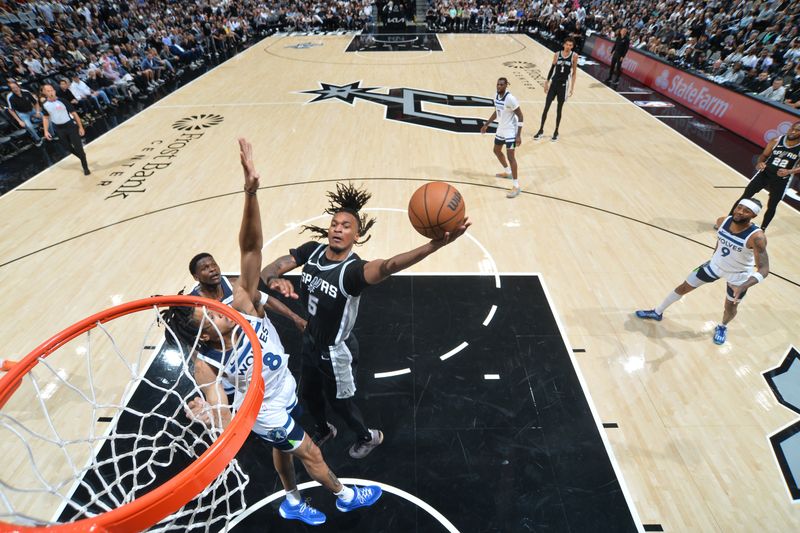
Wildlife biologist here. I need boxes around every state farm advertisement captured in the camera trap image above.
[584,34,799,147]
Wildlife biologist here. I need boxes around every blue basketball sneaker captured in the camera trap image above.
[279,498,326,525]
[336,485,383,512]
[635,309,663,321]
[713,324,727,345]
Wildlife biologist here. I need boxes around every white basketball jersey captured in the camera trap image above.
[494,91,519,138]
[197,313,296,426]
[709,216,759,279]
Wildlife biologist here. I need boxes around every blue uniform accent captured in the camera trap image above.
[719,217,759,247]
[190,275,234,304]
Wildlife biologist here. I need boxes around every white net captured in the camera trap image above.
[0,301,257,531]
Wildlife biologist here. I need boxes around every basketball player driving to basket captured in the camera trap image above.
[164,140,382,526]
[261,183,470,460]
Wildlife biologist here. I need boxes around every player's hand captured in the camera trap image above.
[238,137,260,192]
[431,217,471,248]
[569,87,574,97]
[515,135,522,147]
[186,397,215,426]
[294,316,307,332]
[268,277,299,300]
[777,169,790,177]
[543,83,549,93]
[480,123,488,134]
[756,161,766,171]
[78,126,85,137]
[44,130,52,140]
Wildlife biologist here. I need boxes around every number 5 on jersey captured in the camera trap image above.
[308,294,319,316]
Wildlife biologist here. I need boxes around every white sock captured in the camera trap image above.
[335,485,355,502]
[504,166,512,174]
[512,179,519,187]
[285,489,301,506]
[655,290,682,315]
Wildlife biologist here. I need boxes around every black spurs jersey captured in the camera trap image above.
[552,51,574,85]
[290,242,370,348]
[764,135,800,177]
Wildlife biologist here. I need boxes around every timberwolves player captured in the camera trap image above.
[534,37,577,142]
[186,252,307,401]
[636,198,769,345]
[261,183,470,458]
[165,140,382,525]
[481,77,524,198]
[727,120,800,230]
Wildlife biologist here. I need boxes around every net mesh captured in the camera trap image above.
[0,301,255,531]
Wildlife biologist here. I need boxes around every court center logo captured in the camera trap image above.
[172,114,225,131]
[301,81,496,134]
[763,346,800,502]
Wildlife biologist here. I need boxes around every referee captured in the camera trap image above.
[41,83,91,175]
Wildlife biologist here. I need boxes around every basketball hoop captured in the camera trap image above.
[0,295,264,532]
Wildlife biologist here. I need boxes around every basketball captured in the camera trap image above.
[407,182,466,239]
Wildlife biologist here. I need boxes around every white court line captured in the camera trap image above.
[482,304,498,326]
[652,115,693,119]
[227,478,460,532]
[536,273,646,533]
[483,374,500,380]
[440,341,469,361]
[374,368,411,378]
[151,100,633,109]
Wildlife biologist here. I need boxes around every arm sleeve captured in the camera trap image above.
[289,241,320,266]
[547,63,556,80]
[342,259,370,296]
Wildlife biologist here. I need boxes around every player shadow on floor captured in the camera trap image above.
[622,314,709,341]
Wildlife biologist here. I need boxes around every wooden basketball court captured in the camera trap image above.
[1,33,799,531]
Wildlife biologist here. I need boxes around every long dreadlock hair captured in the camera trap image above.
[160,291,209,353]
[301,182,376,245]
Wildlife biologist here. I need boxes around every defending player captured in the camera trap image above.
[481,77,524,198]
[164,139,381,526]
[635,198,769,345]
[534,37,577,143]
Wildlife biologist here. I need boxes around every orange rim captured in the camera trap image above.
[0,295,265,533]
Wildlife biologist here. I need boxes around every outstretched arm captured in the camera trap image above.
[260,254,300,299]
[264,294,307,331]
[362,218,471,285]
[236,138,263,308]
[187,358,232,428]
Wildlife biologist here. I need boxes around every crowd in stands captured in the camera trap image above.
[1,0,798,159]
[586,0,800,108]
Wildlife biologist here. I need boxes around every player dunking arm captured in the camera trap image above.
[164,140,382,526]
[636,198,769,345]
[481,77,524,199]
[261,183,470,459]
[534,37,577,143]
